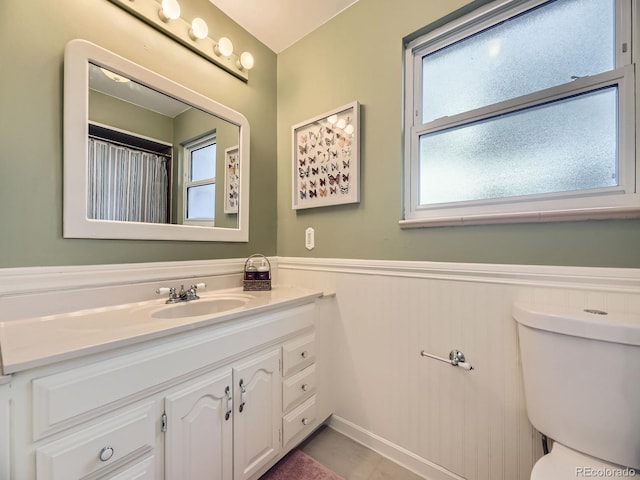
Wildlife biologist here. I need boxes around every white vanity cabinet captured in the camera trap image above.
[164,348,282,480]
[3,299,324,480]
[232,349,282,480]
[281,333,318,448]
[0,378,12,480]
[164,368,233,480]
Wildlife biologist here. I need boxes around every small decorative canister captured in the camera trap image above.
[243,254,271,291]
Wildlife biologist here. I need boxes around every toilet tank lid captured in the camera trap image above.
[513,303,640,346]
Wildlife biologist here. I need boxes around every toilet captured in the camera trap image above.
[513,303,640,479]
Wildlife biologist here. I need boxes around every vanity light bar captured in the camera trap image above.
[107,0,250,81]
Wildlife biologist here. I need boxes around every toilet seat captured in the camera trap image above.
[531,443,629,479]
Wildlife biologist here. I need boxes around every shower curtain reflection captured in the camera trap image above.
[88,138,170,223]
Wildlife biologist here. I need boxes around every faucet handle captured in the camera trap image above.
[156,287,175,295]
[192,283,206,289]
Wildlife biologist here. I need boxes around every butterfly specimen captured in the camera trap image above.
[330,150,338,159]
[321,165,328,174]
[324,136,335,146]
[319,178,326,186]
[300,134,308,143]
[342,173,349,182]
[309,189,317,198]
[342,159,350,169]
[319,187,327,197]
[330,186,337,195]
[299,158,306,167]
[299,166,310,178]
[299,181,307,190]
[338,136,351,148]
[300,190,307,199]
[312,167,319,176]
[331,162,339,171]
[328,173,340,185]
[309,131,318,147]
[298,144,308,155]
[308,155,316,164]
[340,184,349,194]
[310,180,316,188]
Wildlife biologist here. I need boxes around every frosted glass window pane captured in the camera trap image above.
[187,184,215,219]
[419,87,618,205]
[422,0,614,123]
[191,144,216,181]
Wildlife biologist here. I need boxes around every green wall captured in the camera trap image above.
[276,0,640,267]
[2,0,640,269]
[0,0,277,267]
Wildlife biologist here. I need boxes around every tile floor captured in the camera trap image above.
[298,425,424,480]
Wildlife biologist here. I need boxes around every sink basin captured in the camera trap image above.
[151,296,251,319]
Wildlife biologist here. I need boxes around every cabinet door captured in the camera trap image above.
[165,368,233,480]
[233,349,282,480]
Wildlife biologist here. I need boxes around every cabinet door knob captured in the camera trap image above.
[300,350,308,359]
[301,417,310,426]
[301,383,309,392]
[99,446,114,462]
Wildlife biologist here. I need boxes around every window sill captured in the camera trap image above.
[399,206,640,228]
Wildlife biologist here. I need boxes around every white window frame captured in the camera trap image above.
[402,0,637,227]
[183,132,217,227]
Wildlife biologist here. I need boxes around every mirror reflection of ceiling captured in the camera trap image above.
[208,0,360,53]
[89,63,190,118]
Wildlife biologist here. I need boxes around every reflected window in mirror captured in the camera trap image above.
[184,132,217,225]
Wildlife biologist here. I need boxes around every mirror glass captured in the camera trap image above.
[64,40,249,242]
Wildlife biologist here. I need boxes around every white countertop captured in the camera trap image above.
[0,285,322,375]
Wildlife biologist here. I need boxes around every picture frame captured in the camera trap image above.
[223,145,239,214]
[292,101,360,209]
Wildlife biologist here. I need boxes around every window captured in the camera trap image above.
[184,133,217,226]
[403,0,635,226]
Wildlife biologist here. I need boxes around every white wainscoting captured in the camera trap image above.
[277,257,640,480]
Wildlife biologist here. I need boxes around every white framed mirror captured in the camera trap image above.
[64,39,249,241]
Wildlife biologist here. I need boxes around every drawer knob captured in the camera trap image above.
[99,446,114,462]
[301,383,309,392]
[300,350,308,359]
[301,417,310,426]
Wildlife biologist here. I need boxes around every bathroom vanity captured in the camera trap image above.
[0,286,326,480]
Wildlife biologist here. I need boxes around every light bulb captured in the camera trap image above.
[238,52,254,70]
[159,0,181,21]
[100,68,131,83]
[215,37,234,57]
[189,18,208,40]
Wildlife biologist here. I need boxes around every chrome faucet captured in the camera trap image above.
[156,283,206,304]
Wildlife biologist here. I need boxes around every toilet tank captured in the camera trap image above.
[513,303,640,469]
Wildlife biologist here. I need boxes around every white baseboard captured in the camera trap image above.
[327,415,465,480]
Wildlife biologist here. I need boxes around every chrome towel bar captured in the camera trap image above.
[420,349,474,371]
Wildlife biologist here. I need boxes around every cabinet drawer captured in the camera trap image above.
[109,456,155,480]
[282,364,316,413]
[282,395,317,447]
[36,403,155,480]
[282,333,315,376]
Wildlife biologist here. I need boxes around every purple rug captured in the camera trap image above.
[261,450,344,480]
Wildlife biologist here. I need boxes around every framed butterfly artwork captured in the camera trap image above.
[224,145,239,214]
[291,101,360,209]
